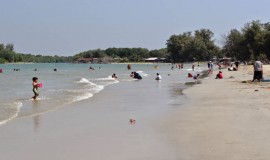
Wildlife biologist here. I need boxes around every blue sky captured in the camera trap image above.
[0,0,270,56]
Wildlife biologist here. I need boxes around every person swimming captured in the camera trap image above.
[112,73,118,79]
[32,77,39,100]
[133,72,142,80]
[188,73,193,78]
[193,74,200,80]
[130,72,135,78]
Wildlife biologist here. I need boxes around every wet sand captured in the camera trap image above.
[0,80,182,160]
[164,65,270,160]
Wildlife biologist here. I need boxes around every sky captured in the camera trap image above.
[1,0,270,56]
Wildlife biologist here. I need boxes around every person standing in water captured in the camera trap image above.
[127,64,131,70]
[32,77,39,100]
[155,73,162,80]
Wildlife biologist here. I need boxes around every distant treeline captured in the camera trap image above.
[73,48,169,62]
[1,20,270,64]
[0,43,73,64]
[223,20,270,62]
[166,29,221,62]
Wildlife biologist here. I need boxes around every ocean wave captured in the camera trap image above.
[136,71,148,77]
[96,76,116,81]
[121,79,138,82]
[0,102,22,126]
[72,92,94,102]
[91,85,104,93]
[76,78,97,86]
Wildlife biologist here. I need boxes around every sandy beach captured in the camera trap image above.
[1,64,270,160]
[165,65,270,160]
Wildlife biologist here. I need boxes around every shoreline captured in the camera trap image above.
[163,65,270,159]
[0,68,188,160]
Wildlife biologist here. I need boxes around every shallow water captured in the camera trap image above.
[0,63,205,125]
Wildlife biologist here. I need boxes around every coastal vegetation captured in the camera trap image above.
[223,20,270,61]
[0,43,73,64]
[1,20,270,64]
[166,29,221,62]
[73,48,169,62]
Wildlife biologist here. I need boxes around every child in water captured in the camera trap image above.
[32,77,39,100]
[112,73,118,79]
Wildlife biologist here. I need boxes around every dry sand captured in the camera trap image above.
[164,65,270,160]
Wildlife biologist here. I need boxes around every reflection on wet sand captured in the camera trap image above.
[32,100,42,131]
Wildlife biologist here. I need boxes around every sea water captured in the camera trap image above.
[0,63,206,126]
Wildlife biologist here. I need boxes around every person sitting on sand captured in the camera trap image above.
[155,73,162,80]
[112,73,118,79]
[215,71,223,79]
[188,73,193,78]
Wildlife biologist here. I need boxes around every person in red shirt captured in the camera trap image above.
[215,71,223,79]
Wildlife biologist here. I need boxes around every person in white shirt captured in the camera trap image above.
[252,61,263,82]
[155,73,162,80]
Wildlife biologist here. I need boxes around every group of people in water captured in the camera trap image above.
[27,63,219,100]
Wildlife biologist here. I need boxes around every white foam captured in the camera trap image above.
[96,76,115,81]
[72,92,94,102]
[92,85,105,93]
[136,71,148,77]
[121,79,137,82]
[0,102,22,126]
[95,76,119,86]
[76,78,97,86]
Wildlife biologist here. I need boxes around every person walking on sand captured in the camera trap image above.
[252,60,263,82]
